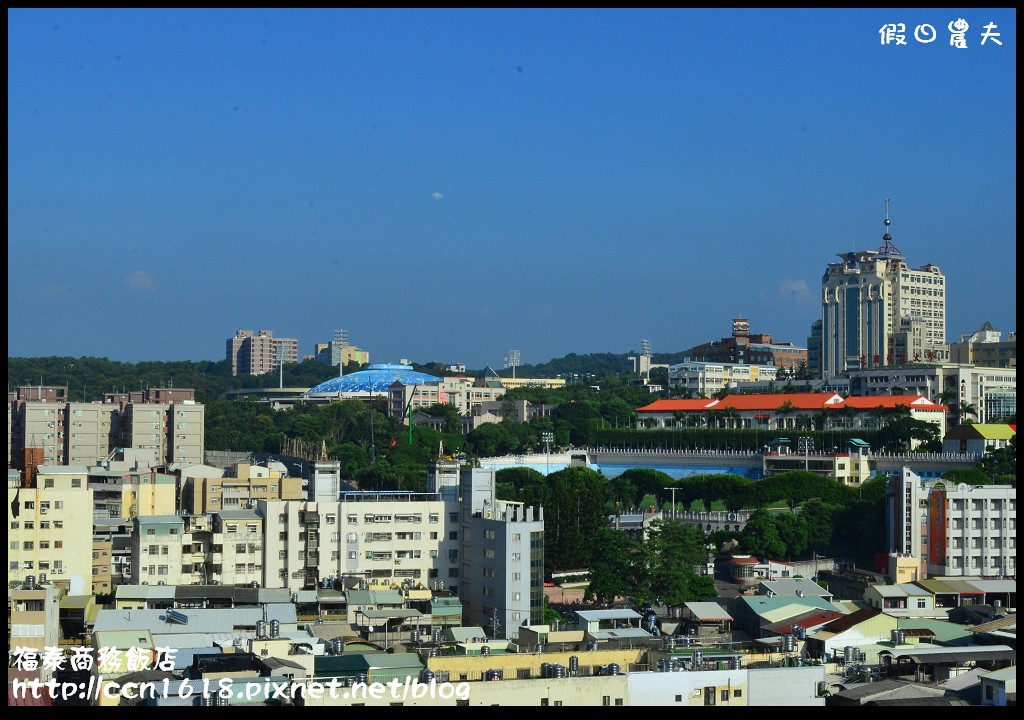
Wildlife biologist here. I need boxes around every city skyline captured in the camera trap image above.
[7,9,1017,370]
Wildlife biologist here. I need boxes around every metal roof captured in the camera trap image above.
[345,589,404,606]
[576,609,644,622]
[357,609,424,621]
[93,605,294,634]
[305,364,443,397]
[879,644,1015,664]
[588,628,657,641]
[683,602,733,621]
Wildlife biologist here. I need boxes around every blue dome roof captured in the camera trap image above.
[304,363,443,397]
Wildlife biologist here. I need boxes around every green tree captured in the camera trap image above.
[587,528,638,605]
[544,466,609,572]
[740,509,786,558]
[644,519,715,607]
[773,511,809,559]
[800,498,834,556]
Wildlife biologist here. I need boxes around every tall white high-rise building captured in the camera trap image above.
[820,200,949,379]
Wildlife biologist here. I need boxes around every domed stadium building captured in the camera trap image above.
[303,363,444,400]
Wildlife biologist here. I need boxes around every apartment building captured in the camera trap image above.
[259,467,545,632]
[130,512,265,587]
[8,578,62,684]
[820,201,949,379]
[885,467,1016,579]
[179,461,303,515]
[8,465,94,595]
[90,464,178,520]
[227,329,299,376]
[8,389,205,468]
[91,539,114,596]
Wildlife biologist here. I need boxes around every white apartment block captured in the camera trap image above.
[259,493,460,593]
[8,465,94,595]
[130,512,264,587]
[666,361,779,396]
[886,467,1016,579]
[131,515,188,586]
[821,204,949,379]
[259,467,546,633]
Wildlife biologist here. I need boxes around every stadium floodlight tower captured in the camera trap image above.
[504,349,521,379]
[277,344,286,389]
[641,338,653,380]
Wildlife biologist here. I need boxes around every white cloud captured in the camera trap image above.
[780,279,811,301]
[126,270,160,292]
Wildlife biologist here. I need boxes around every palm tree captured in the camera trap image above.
[960,402,979,424]
[776,400,796,430]
[871,405,889,430]
[937,387,960,427]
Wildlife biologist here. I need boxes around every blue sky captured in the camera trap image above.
[8,8,1017,371]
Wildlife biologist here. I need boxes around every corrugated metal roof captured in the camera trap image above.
[589,628,655,640]
[683,602,733,621]
[116,585,151,600]
[93,629,155,648]
[445,626,488,642]
[94,607,268,634]
[576,609,643,621]
[879,644,1015,664]
[345,589,405,605]
[359,652,424,669]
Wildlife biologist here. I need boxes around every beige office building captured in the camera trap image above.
[820,202,949,379]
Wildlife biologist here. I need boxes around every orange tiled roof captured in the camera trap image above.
[837,395,946,411]
[636,398,717,413]
[637,393,947,413]
[713,393,844,411]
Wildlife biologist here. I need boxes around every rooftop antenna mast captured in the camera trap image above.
[504,350,521,379]
[876,197,903,260]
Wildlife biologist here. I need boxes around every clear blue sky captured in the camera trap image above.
[8,8,1017,371]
